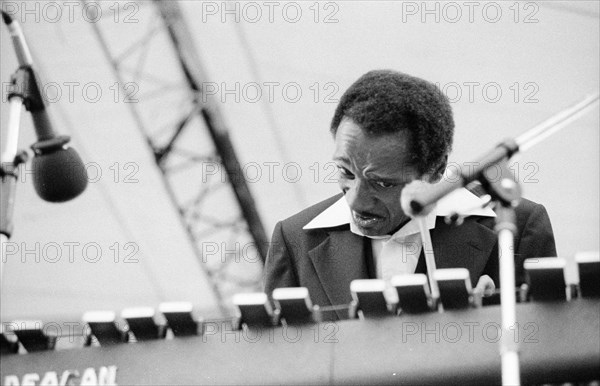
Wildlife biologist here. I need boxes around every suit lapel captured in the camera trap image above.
[306,217,497,316]
[308,228,368,316]
[416,217,497,286]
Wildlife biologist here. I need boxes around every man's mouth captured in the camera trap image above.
[352,211,384,228]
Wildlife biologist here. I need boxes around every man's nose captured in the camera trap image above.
[344,179,375,213]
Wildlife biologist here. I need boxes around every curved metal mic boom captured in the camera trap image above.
[408,92,599,215]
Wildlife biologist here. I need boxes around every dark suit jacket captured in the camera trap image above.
[263,194,556,314]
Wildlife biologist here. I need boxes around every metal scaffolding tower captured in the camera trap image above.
[86,0,268,314]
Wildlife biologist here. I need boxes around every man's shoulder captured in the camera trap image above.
[279,193,343,232]
[468,182,546,216]
[514,197,551,225]
[473,196,550,230]
[469,182,545,216]
[516,197,546,212]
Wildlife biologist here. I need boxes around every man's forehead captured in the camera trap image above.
[334,124,412,155]
[334,140,417,181]
[365,159,420,184]
[335,118,410,147]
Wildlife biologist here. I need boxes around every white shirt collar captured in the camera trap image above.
[303,188,496,238]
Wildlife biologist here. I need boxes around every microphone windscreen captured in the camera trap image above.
[31,147,88,202]
[400,180,438,217]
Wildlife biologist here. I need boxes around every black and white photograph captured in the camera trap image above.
[1,1,598,385]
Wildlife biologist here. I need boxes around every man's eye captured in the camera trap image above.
[375,181,394,188]
[337,166,354,178]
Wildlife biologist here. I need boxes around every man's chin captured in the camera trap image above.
[355,223,388,237]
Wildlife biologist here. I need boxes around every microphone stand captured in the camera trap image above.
[410,92,598,386]
[479,160,522,386]
[0,11,40,288]
[0,97,28,289]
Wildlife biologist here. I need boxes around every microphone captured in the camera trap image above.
[2,11,87,202]
[401,140,518,218]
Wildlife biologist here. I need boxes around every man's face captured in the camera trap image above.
[333,118,422,236]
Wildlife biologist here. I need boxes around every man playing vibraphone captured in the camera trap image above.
[263,70,557,313]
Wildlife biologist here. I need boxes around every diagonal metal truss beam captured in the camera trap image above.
[86,0,268,314]
[154,0,268,260]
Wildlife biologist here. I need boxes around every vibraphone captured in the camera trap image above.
[1,257,599,385]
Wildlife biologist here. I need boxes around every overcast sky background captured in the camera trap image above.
[0,1,598,323]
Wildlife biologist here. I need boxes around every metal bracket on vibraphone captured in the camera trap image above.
[0,253,598,356]
[4,320,57,353]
